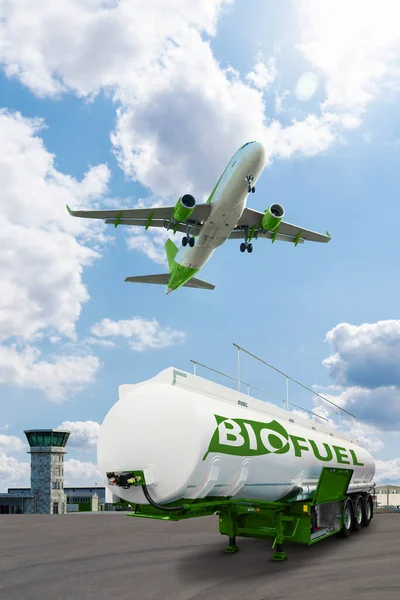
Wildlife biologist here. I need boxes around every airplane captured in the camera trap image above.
[67,141,331,294]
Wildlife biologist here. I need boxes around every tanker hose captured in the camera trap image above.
[142,484,185,512]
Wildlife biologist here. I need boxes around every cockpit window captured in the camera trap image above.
[240,141,256,149]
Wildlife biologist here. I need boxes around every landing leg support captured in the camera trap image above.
[225,536,239,554]
[272,511,288,561]
[272,544,288,562]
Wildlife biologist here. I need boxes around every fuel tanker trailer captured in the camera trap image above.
[98,367,376,561]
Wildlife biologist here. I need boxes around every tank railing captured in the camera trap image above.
[189,359,329,423]
[233,343,356,427]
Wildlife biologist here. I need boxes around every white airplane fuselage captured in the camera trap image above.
[175,142,266,271]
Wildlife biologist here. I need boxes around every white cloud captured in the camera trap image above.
[0,0,353,205]
[91,317,185,352]
[0,434,24,453]
[0,110,110,342]
[125,227,172,266]
[0,344,101,401]
[0,452,30,490]
[275,90,291,114]
[296,0,400,117]
[64,458,102,486]
[319,320,400,432]
[323,320,400,388]
[375,458,400,484]
[0,0,233,98]
[83,337,117,348]
[58,421,100,451]
[246,57,277,90]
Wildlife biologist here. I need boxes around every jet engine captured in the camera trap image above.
[173,194,196,222]
[261,203,285,231]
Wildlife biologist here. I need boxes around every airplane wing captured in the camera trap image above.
[232,208,331,244]
[66,204,211,231]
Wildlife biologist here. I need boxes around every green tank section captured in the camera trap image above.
[173,195,196,222]
[261,204,285,231]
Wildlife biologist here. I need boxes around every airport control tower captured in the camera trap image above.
[24,429,71,514]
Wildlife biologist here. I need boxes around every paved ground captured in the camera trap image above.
[0,513,399,600]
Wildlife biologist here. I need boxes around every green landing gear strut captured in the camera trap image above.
[225,537,239,553]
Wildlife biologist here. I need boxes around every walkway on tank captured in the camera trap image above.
[0,513,399,600]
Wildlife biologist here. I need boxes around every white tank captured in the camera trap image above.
[97,368,375,504]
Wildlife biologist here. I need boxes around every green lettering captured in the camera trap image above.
[349,449,364,466]
[289,435,309,458]
[333,445,350,464]
[309,440,333,462]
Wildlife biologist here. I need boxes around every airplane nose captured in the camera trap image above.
[252,141,266,164]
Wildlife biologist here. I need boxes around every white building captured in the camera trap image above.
[375,484,400,508]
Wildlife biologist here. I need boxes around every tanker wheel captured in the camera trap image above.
[363,495,373,527]
[352,495,364,532]
[341,498,353,538]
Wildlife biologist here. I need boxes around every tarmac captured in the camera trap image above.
[0,512,399,600]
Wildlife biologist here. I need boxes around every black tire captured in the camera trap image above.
[240,243,246,253]
[352,495,364,532]
[363,495,373,527]
[189,237,195,247]
[182,237,188,247]
[341,498,353,538]
[247,243,253,253]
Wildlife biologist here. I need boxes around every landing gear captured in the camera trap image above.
[182,236,195,247]
[245,175,255,194]
[240,225,253,253]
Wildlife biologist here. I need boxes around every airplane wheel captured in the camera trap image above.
[182,237,188,247]
[240,243,246,253]
[251,187,255,193]
[189,237,195,247]
[247,243,253,253]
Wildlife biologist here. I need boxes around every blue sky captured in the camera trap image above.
[1,0,400,489]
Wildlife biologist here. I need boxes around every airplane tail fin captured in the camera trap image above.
[165,238,178,270]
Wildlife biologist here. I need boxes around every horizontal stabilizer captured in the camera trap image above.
[182,277,215,290]
[125,274,215,290]
[125,274,170,285]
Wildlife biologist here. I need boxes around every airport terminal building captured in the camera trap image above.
[0,429,105,514]
[375,484,400,508]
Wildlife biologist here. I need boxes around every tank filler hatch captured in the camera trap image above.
[312,467,353,505]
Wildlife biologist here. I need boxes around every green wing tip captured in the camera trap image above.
[66,204,72,215]
[326,230,331,238]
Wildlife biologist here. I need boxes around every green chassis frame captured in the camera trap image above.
[120,467,362,561]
